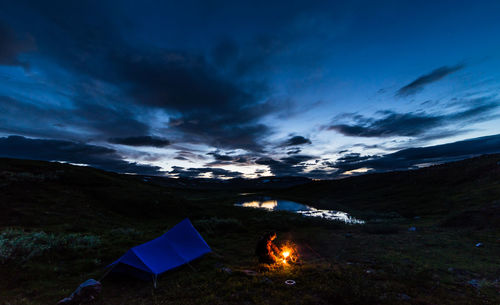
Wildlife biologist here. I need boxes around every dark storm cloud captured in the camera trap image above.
[256,157,300,176]
[287,148,302,155]
[111,48,275,152]
[168,166,243,179]
[108,136,170,148]
[327,98,500,138]
[1,1,281,152]
[329,112,442,137]
[351,144,380,150]
[0,136,162,175]
[0,21,35,68]
[331,133,500,175]
[173,150,207,162]
[72,102,151,139]
[396,64,465,97]
[0,96,149,140]
[86,44,274,151]
[280,155,316,165]
[336,153,372,163]
[168,119,271,152]
[281,135,312,146]
[255,155,316,176]
[107,50,256,113]
[205,151,255,166]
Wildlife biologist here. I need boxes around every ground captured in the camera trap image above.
[0,157,499,304]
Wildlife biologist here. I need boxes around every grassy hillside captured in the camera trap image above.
[279,154,500,219]
[0,157,499,304]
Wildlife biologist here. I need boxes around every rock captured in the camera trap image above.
[413,216,421,219]
[221,267,232,274]
[448,267,454,272]
[408,227,417,232]
[345,233,353,238]
[475,242,484,247]
[57,279,101,304]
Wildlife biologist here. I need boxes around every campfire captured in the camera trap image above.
[277,243,297,266]
[255,232,298,267]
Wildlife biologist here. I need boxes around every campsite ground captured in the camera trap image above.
[0,157,499,304]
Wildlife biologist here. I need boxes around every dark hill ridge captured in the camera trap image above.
[2,154,500,221]
[278,153,500,218]
[0,157,189,228]
[142,175,311,190]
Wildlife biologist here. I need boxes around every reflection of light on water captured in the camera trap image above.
[239,200,277,210]
[235,199,364,224]
[296,209,365,224]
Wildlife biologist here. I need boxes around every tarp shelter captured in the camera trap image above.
[107,218,211,287]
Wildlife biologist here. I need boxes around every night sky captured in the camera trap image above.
[1,1,500,179]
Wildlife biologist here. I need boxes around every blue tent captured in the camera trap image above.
[108,218,211,287]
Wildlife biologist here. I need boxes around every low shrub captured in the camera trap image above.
[0,228,100,264]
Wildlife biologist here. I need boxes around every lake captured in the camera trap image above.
[235,197,364,224]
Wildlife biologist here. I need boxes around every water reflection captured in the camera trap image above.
[239,200,278,210]
[235,198,364,224]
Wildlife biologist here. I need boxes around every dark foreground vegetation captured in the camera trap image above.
[0,156,499,304]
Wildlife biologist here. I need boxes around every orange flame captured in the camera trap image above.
[278,243,297,265]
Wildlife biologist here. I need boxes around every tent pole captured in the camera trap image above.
[99,265,114,282]
[153,274,157,288]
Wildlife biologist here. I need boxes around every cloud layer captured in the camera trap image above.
[0,136,162,175]
[327,97,499,138]
[0,1,499,179]
[281,135,312,146]
[108,136,171,148]
[396,64,465,97]
[332,133,500,175]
